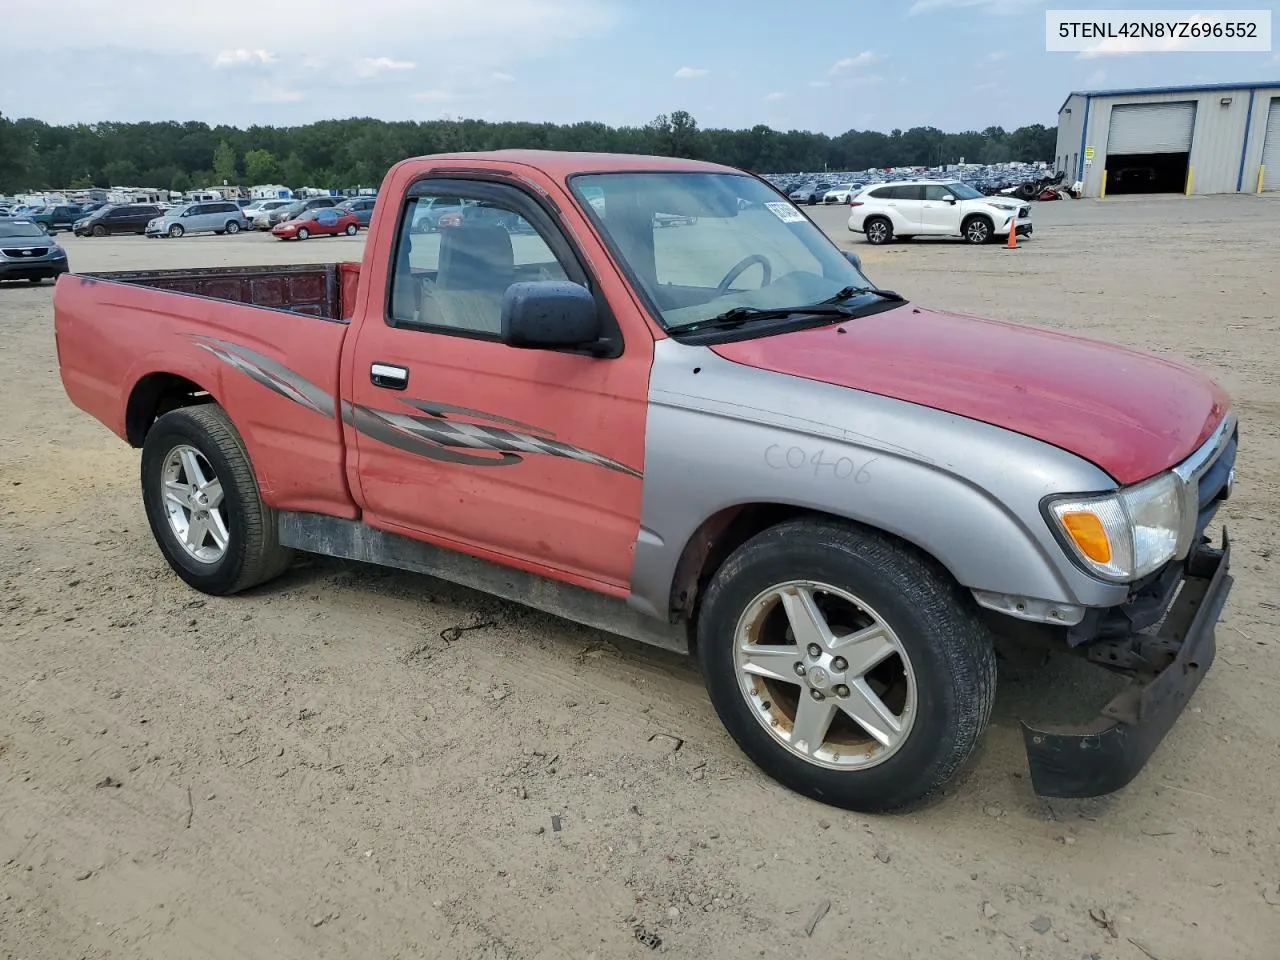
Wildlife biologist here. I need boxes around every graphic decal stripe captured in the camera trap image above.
[187,334,336,419]
[189,336,641,477]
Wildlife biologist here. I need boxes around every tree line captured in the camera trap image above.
[0,109,1057,194]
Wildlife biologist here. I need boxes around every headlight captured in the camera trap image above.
[1046,472,1183,581]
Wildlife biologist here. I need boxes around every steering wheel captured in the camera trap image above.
[716,254,772,295]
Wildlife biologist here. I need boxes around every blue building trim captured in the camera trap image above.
[1058,80,1280,115]
[1077,96,1091,182]
[1237,88,1256,193]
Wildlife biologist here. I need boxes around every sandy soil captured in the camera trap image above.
[2,201,1278,960]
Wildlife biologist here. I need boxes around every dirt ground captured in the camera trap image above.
[2,198,1278,960]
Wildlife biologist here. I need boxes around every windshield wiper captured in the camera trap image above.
[665,303,857,336]
[819,285,905,304]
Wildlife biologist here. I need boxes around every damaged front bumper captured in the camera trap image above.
[1021,531,1233,799]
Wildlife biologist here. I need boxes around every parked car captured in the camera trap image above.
[27,204,83,234]
[848,179,1032,245]
[73,203,164,237]
[0,218,69,283]
[52,151,1236,813]
[146,200,249,238]
[338,196,377,227]
[245,199,296,230]
[822,183,863,205]
[408,195,469,233]
[271,207,360,240]
[259,196,341,230]
[788,182,833,205]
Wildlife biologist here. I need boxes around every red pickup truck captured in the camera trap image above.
[54,151,1237,812]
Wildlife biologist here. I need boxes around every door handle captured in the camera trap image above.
[371,362,408,390]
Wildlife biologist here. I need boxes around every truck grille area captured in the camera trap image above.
[3,247,49,258]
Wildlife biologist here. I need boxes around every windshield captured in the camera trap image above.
[570,171,878,330]
[949,182,984,200]
[0,221,44,238]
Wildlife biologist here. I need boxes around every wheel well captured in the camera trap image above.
[669,503,962,649]
[125,373,215,447]
[962,212,993,228]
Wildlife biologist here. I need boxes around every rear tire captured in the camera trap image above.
[695,518,996,812]
[345,223,358,236]
[225,220,240,234]
[140,405,294,596]
[864,216,893,245]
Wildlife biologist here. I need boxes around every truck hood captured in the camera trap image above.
[709,304,1230,485]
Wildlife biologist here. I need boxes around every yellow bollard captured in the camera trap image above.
[1185,166,1193,196]
[1259,165,1266,194]
[1100,170,1108,199]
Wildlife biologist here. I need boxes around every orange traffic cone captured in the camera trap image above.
[1005,220,1018,249]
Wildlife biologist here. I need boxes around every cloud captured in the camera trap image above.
[673,66,710,79]
[849,74,886,87]
[829,51,883,74]
[972,81,999,92]
[413,89,457,102]
[491,71,515,82]
[252,86,304,103]
[808,80,831,88]
[984,51,1007,63]
[355,56,415,77]
[1086,68,1107,85]
[764,91,786,101]
[908,0,1044,15]
[214,48,276,68]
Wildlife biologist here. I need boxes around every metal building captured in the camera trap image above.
[1055,81,1280,197]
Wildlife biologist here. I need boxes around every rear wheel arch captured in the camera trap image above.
[669,503,973,645]
[125,372,217,447]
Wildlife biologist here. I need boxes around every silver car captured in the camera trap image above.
[146,200,248,238]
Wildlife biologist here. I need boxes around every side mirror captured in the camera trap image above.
[500,281,601,350]
[943,195,957,204]
[842,250,863,272]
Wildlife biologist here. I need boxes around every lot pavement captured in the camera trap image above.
[2,199,1278,959]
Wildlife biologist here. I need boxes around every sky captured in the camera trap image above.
[2,0,1278,134]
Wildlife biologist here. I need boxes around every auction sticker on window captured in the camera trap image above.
[765,201,807,223]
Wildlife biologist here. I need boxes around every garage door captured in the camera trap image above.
[1106,102,1197,154]
[1261,98,1280,191]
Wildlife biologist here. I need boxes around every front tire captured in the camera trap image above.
[963,216,993,244]
[140,405,294,596]
[91,224,107,238]
[695,518,996,812]
[169,224,185,238]
[297,227,309,240]
[864,216,893,245]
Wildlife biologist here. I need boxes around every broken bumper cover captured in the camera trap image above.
[1021,531,1232,799]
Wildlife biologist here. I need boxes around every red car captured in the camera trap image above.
[272,207,360,240]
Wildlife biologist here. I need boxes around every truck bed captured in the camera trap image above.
[74,262,361,321]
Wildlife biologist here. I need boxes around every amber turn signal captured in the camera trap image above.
[1059,511,1113,564]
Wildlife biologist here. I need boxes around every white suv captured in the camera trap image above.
[847,179,1031,245]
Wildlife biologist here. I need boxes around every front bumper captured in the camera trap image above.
[0,258,69,281]
[1022,530,1232,798]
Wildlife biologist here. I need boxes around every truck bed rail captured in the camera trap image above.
[75,262,359,322]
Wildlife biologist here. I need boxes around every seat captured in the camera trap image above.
[418,223,516,333]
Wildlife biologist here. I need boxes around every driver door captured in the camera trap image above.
[920,184,960,234]
[345,178,652,591]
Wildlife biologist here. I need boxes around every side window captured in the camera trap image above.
[390,190,572,335]
[317,209,339,225]
[868,186,892,200]
[189,204,206,216]
[896,185,925,201]
[923,185,952,201]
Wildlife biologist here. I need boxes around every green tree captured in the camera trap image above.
[212,139,238,184]
[171,170,191,193]
[243,148,280,184]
